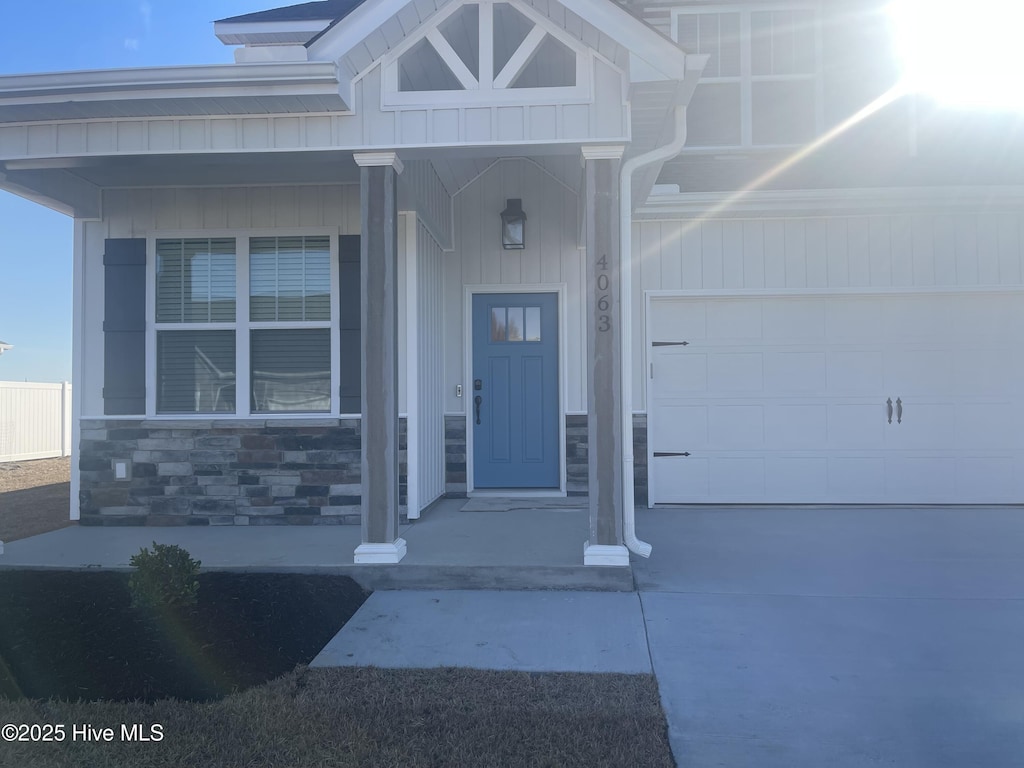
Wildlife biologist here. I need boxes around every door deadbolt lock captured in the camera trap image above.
[474,379,483,391]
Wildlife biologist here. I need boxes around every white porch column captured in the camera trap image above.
[582,145,630,567]
[353,151,407,564]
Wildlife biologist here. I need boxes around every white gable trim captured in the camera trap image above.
[377,0,595,108]
[309,0,686,86]
[307,0,432,64]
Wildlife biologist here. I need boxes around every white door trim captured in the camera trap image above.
[464,283,568,496]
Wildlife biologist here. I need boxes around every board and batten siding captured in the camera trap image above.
[79,185,362,417]
[0,58,628,164]
[631,210,1024,410]
[444,158,585,414]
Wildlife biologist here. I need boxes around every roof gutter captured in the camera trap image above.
[617,52,707,558]
[618,105,688,558]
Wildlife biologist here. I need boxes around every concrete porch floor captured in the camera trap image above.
[0,497,633,591]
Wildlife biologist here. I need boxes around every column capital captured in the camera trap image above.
[581,144,626,161]
[353,151,404,174]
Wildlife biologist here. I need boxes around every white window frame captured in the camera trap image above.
[146,228,341,419]
[672,4,824,150]
[381,0,593,108]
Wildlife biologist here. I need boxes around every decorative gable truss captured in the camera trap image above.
[380,0,593,107]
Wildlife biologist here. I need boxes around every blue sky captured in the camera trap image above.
[0,0,269,382]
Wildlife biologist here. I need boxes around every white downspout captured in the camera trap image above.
[619,105,688,558]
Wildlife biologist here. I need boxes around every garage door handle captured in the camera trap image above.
[887,398,893,424]
[896,398,902,424]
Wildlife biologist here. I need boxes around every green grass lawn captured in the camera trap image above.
[0,666,674,768]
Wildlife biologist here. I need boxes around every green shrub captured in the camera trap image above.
[128,542,201,608]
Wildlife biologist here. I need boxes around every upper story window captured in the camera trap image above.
[674,7,821,148]
[384,1,588,106]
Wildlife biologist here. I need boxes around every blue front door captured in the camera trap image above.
[472,293,559,488]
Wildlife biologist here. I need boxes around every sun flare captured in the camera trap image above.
[889,0,1024,111]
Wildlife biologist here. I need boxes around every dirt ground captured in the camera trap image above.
[0,457,73,542]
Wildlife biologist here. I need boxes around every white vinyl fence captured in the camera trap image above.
[0,381,72,463]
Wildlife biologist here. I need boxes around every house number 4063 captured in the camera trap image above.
[596,254,611,332]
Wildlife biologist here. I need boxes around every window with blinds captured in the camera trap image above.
[155,239,237,414]
[153,234,338,416]
[157,330,236,413]
[677,8,819,148]
[250,236,331,322]
[156,238,236,322]
[248,236,332,414]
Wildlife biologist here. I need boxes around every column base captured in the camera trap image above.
[354,538,408,564]
[583,542,630,567]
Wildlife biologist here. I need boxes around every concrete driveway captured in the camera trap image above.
[634,506,1024,767]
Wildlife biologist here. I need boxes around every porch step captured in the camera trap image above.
[203,563,635,592]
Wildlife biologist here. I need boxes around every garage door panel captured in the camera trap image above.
[955,457,1017,500]
[884,401,953,448]
[766,456,828,500]
[648,293,1024,505]
[653,351,708,396]
[650,404,708,450]
[825,298,888,342]
[953,403,1016,449]
[886,457,957,500]
[828,404,887,448]
[827,457,886,500]
[708,353,763,391]
[764,352,826,392]
[651,456,709,501]
[650,300,706,339]
[764,405,827,447]
[709,457,765,499]
[955,350,1020,396]
[709,405,764,447]
[886,349,953,395]
[707,301,761,340]
[888,295,952,342]
[828,350,885,394]
[762,299,826,340]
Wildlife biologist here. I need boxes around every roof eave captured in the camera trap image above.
[0,61,349,121]
[214,19,335,46]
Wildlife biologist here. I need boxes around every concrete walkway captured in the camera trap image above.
[5,503,1024,766]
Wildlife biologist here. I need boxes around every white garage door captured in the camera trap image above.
[647,292,1024,504]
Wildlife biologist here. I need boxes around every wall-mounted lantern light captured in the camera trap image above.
[500,199,526,250]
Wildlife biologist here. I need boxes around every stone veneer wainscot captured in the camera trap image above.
[78,418,407,526]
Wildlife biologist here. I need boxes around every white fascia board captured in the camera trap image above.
[0,62,340,99]
[0,61,345,111]
[215,19,334,46]
[556,0,688,82]
[307,0,445,62]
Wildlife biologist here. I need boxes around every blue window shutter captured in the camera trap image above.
[339,235,361,414]
[103,238,147,415]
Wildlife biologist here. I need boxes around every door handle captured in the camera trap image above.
[886,398,893,424]
[896,397,902,424]
[474,395,482,425]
